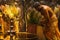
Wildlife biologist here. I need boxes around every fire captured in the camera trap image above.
[0,4,20,19]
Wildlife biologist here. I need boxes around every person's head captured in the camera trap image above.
[33,2,40,8]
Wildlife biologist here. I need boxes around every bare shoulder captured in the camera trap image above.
[41,5,51,10]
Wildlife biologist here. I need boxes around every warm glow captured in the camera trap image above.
[0,4,20,19]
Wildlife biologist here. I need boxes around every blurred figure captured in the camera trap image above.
[33,2,60,40]
[54,4,60,31]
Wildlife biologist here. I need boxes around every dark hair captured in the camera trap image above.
[33,2,40,8]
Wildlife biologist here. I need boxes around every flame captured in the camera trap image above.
[0,4,20,19]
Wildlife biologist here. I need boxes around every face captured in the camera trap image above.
[35,6,47,18]
[34,6,39,11]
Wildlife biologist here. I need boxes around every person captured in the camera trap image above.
[33,2,60,40]
[54,4,60,31]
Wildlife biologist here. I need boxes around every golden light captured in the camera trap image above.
[0,4,20,19]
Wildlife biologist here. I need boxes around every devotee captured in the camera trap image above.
[33,2,60,40]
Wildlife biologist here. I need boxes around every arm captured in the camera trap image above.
[47,7,60,37]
